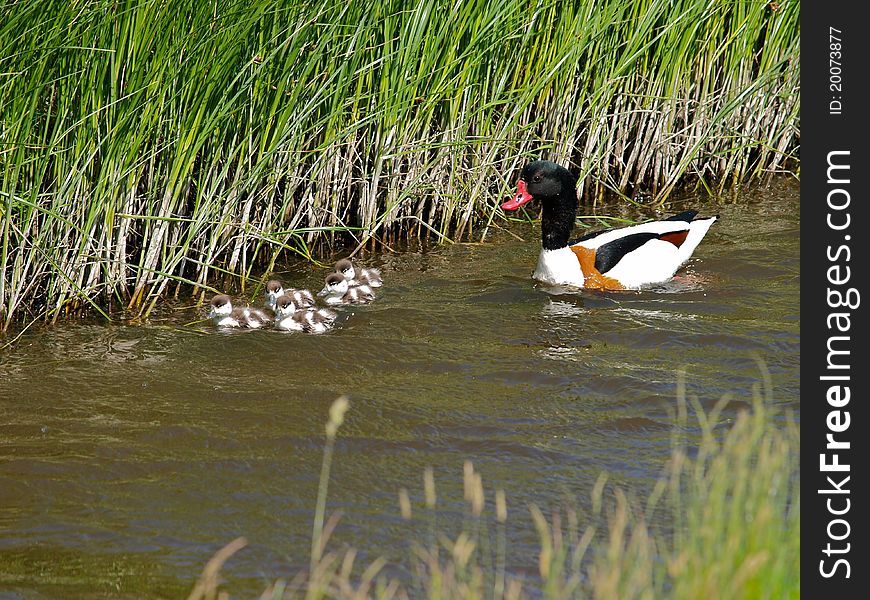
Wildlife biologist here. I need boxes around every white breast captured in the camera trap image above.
[533,248,586,287]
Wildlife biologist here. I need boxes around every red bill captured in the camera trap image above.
[500,179,533,210]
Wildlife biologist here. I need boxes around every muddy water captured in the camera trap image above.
[0,179,799,597]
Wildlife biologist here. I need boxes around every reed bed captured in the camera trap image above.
[0,0,799,329]
[189,369,800,599]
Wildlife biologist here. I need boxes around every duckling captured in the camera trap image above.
[244,305,272,326]
[288,288,316,309]
[273,294,337,333]
[209,294,270,328]
[335,258,383,288]
[265,280,316,310]
[317,272,375,305]
[264,280,285,310]
[297,308,338,334]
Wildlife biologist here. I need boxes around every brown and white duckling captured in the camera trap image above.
[265,280,316,310]
[317,272,375,305]
[335,258,382,288]
[288,288,316,309]
[209,294,270,328]
[245,305,272,325]
[264,280,285,310]
[273,294,337,333]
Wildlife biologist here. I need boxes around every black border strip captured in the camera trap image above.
[803,3,869,594]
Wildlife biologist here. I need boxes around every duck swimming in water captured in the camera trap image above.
[273,294,337,333]
[209,294,270,328]
[264,280,315,310]
[335,258,383,288]
[317,272,376,305]
[501,160,718,290]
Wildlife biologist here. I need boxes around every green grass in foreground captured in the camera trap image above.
[0,0,799,329]
[188,367,800,599]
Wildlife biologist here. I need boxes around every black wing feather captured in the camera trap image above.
[595,232,659,273]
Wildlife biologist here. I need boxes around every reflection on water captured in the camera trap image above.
[0,179,799,596]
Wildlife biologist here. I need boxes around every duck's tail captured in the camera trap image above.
[676,215,718,266]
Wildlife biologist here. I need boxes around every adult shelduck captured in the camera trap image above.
[501,160,718,290]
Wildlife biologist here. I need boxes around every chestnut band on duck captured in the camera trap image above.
[501,160,717,290]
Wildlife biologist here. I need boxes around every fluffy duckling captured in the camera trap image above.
[264,280,284,310]
[288,288,316,309]
[335,258,382,288]
[209,294,270,328]
[274,294,337,333]
[317,272,375,305]
[265,280,316,310]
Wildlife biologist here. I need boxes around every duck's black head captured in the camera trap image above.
[501,160,578,250]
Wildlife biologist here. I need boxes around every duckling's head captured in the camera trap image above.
[318,272,349,296]
[209,294,233,318]
[274,294,299,318]
[265,280,285,306]
[335,258,355,281]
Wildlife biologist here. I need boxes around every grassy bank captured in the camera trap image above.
[189,372,799,599]
[0,0,799,329]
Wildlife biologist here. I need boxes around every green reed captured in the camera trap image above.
[0,0,799,329]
